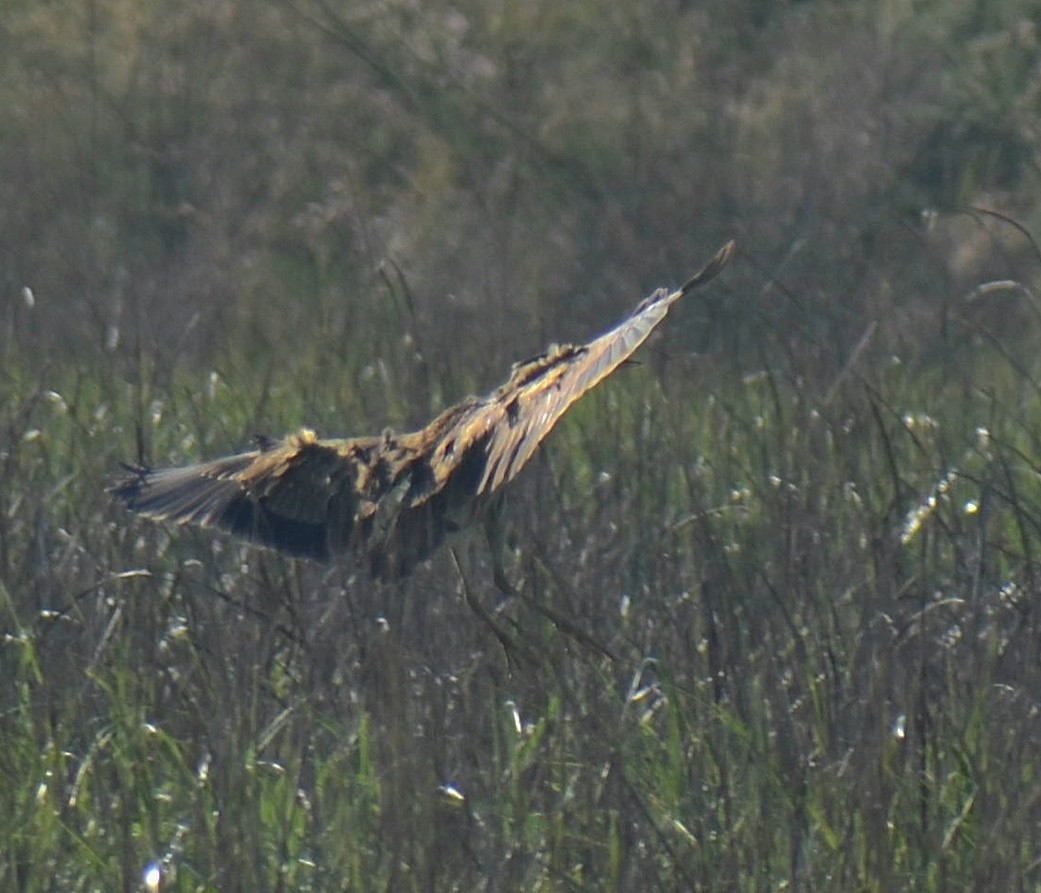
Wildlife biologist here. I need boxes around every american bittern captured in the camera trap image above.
[113,241,733,579]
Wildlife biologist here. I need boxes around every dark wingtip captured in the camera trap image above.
[109,462,152,504]
[680,240,735,295]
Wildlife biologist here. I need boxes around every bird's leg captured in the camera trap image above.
[486,502,616,659]
[483,506,517,602]
[517,584,618,662]
[450,547,535,667]
[509,531,619,663]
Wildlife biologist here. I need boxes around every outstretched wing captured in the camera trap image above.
[111,429,385,561]
[425,240,735,494]
[112,241,733,577]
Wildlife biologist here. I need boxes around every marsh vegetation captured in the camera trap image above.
[3,2,1041,889]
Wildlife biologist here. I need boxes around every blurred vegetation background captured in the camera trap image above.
[4,0,1041,890]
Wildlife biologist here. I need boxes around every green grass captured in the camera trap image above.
[5,277,1041,892]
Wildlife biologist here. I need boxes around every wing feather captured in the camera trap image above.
[438,240,735,493]
[112,431,380,560]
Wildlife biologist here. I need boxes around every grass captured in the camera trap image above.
[5,265,1041,892]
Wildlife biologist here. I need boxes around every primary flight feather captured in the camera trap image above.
[112,241,734,579]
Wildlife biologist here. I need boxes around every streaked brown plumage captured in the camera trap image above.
[112,241,734,578]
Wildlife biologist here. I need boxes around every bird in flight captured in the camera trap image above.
[113,241,734,580]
